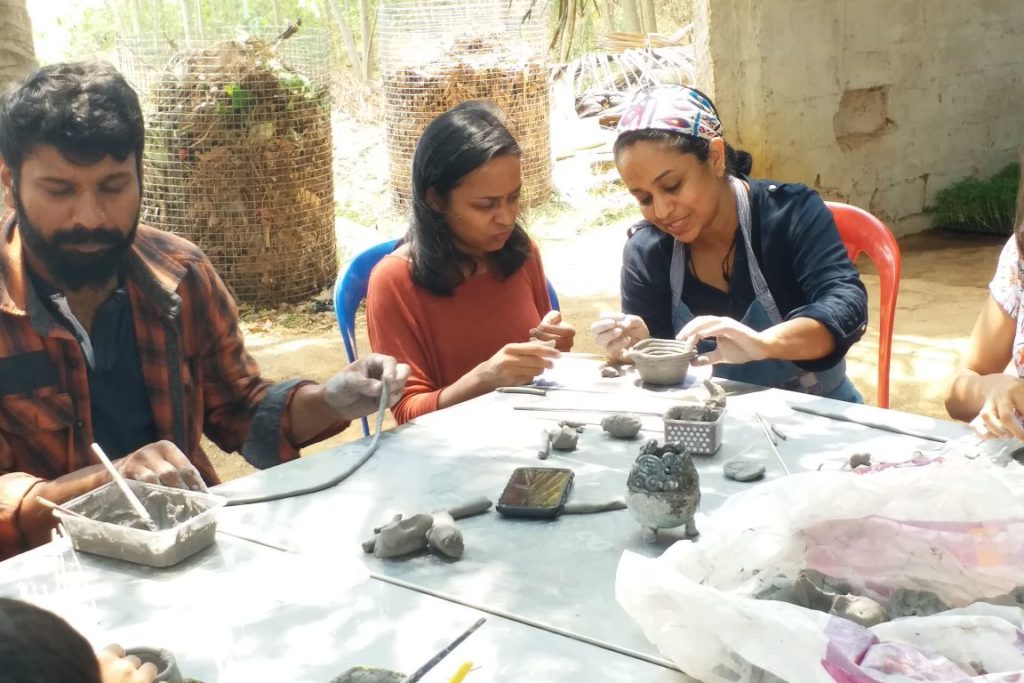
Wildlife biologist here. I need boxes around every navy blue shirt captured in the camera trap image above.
[32,276,158,459]
[621,178,868,372]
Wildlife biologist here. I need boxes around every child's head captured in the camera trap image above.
[0,598,101,683]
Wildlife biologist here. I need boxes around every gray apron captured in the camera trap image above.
[669,177,861,402]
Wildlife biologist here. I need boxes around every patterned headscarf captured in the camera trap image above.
[616,85,723,141]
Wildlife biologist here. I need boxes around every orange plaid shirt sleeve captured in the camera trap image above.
[0,216,346,559]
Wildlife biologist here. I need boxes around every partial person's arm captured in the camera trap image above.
[3,440,205,553]
[367,256,559,423]
[945,295,1024,438]
[620,225,676,339]
[778,189,868,369]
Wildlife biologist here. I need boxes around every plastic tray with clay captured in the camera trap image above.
[55,480,226,568]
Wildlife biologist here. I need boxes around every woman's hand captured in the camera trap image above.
[677,316,769,365]
[97,645,158,683]
[474,340,560,390]
[530,310,575,352]
[590,311,650,359]
[969,374,1024,441]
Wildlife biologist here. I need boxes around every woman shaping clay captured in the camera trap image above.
[591,85,868,402]
[367,101,574,423]
[945,154,1024,439]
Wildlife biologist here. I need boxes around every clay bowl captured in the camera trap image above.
[629,338,697,385]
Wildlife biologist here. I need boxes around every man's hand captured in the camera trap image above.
[323,354,411,421]
[116,441,207,492]
[97,645,158,683]
[474,340,560,390]
[970,374,1024,441]
[589,311,650,359]
[529,310,575,352]
[676,316,769,366]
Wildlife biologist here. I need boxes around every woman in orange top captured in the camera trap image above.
[367,101,575,423]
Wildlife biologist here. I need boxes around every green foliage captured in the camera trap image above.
[929,163,1021,235]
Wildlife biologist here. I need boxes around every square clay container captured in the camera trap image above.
[663,407,725,455]
[54,480,226,568]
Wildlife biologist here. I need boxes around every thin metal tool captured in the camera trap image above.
[753,413,778,446]
[400,617,486,683]
[513,406,665,417]
[754,415,790,475]
[790,404,948,443]
[90,443,155,527]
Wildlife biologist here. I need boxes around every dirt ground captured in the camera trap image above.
[207,225,1007,482]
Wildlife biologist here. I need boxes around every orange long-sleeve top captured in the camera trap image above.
[366,243,552,424]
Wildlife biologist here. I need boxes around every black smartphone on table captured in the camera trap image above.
[496,467,574,518]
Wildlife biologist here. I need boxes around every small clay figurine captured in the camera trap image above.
[625,439,701,542]
[723,456,765,482]
[362,498,492,560]
[331,667,405,683]
[848,453,872,469]
[601,414,642,439]
[600,363,625,378]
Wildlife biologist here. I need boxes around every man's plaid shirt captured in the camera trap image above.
[0,215,342,558]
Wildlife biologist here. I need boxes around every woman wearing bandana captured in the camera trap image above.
[591,85,868,402]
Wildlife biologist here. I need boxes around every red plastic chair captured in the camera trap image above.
[825,202,901,409]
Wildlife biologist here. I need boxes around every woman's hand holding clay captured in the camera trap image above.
[970,375,1024,441]
[590,311,650,360]
[677,316,769,365]
[474,339,560,389]
[97,645,158,683]
[530,310,576,352]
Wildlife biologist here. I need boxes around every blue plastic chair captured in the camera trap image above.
[334,239,561,435]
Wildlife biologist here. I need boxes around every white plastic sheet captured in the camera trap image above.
[617,458,1024,682]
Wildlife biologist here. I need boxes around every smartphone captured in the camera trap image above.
[496,467,574,518]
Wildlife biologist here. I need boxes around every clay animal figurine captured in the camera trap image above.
[602,414,643,439]
[538,425,579,459]
[625,439,701,542]
[628,338,697,386]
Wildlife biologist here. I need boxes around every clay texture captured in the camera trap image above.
[629,338,697,385]
[602,414,642,439]
[331,668,404,683]
[625,440,700,541]
[723,457,765,482]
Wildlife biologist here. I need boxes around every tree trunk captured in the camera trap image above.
[622,0,642,33]
[319,0,365,81]
[358,0,373,81]
[643,0,657,33]
[181,0,194,43]
[0,0,36,93]
[128,0,144,34]
[603,0,616,33]
[193,0,205,40]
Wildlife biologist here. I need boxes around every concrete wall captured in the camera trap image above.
[691,0,1024,235]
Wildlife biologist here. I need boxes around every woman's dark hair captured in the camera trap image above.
[408,100,531,296]
[612,88,752,176]
[0,61,145,182]
[0,598,102,683]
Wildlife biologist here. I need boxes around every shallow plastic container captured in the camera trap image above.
[54,480,226,568]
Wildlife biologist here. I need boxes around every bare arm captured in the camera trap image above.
[945,295,1019,423]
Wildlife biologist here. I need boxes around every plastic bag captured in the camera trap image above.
[616,458,1024,683]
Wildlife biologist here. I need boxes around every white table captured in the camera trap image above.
[212,361,969,671]
[0,359,971,681]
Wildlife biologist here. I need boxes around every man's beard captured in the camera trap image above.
[14,190,138,291]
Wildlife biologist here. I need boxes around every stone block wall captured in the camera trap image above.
[692,0,1024,234]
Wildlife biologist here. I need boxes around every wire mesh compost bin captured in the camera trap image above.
[379,0,552,210]
[117,28,335,306]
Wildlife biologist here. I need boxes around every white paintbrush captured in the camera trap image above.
[90,443,155,527]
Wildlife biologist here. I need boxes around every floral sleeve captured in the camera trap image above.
[989,237,1022,320]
